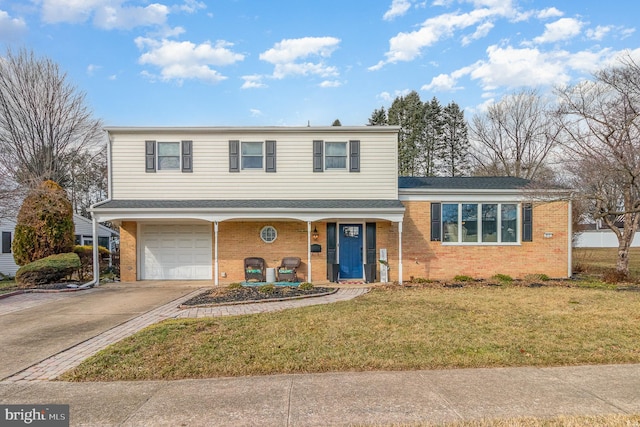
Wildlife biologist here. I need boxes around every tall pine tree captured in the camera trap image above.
[438,101,470,176]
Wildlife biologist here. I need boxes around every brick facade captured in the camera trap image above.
[401,200,570,280]
[119,221,137,282]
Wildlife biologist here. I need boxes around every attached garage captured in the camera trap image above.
[140,223,212,280]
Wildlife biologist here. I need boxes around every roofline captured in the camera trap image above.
[104,126,401,134]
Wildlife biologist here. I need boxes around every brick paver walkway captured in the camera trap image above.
[1,287,369,383]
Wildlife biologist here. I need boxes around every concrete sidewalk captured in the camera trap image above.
[0,364,639,426]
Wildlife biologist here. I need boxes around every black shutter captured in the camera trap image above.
[349,140,360,172]
[266,140,276,172]
[229,140,239,172]
[1,232,11,254]
[145,140,156,172]
[366,223,376,264]
[313,140,323,172]
[326,222,337,264]
[431,202,441,241]
[522,203,533,242]
[181,140,193,172]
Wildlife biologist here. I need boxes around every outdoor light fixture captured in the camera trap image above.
[312,226,319,240]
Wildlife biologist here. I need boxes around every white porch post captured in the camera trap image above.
[398,221,403,285]
[214,221,219,286]
[92,216,99,284]
[307,221,312,282]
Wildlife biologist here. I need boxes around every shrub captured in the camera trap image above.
[492,273,514,284]
[74,245,111,281]
[603,268,628,284]
[228,282,242,289]
[524,273,550,282]
[258,284,276,294]
[453,275,474,282]
[15,253,81,287]
[298,282,314,290]
[12,180,74,266]
[411,277,432,284]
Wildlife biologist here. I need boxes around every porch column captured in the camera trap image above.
[92,216,99,285]
[398,220,403,285]
[307,221,312,282]
[214,221,219,286]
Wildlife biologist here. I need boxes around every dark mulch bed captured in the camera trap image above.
[182,285,336,307]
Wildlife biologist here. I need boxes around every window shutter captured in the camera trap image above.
[181,140,193,172]
[366,223,376,264]
[145,140,156,172]
[266,140,276,172]
[349,140,360,172]
[229,140,239,172]
[326,222,337,264]
[522,203,533,242]
[431,202,441,241]
[313,140,323,172]
[1,231,11,254]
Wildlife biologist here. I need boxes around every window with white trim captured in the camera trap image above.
[260,225,277,243]
[442,203,519,244]
[325,142,347,169]
[157,142,180,170]
[242,142,264,170]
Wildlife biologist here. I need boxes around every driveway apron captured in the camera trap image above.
[0,282,203,380]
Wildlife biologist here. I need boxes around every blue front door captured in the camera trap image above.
[339,224,363,279]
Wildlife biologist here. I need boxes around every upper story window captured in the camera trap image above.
[241,142,263,170]
[313,140,360,172]
[229,140,276,173]
[442,202,520,244]
[325,142,347,169]
[158,142,180,170]
[145,140,192,173]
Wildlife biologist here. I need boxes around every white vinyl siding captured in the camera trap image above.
[110,129,399,200]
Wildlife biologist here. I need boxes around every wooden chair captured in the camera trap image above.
[276,257,301,282]
[244,257,266,282]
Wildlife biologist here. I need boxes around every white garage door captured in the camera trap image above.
[140,223,212,280]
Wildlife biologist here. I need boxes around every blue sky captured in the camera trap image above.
[0,0,638,126]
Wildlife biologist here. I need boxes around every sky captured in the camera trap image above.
[0,0,639,127]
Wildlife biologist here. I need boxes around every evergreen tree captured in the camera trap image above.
[388,91,425,176]
[419,97,443,176]
[368,107,388,125]
[438,102,470,176]
[332,119,342,126]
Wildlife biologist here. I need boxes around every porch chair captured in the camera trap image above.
[244,257,266,282]
[276,257,301,282]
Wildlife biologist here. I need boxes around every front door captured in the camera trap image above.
[339,224,363,279]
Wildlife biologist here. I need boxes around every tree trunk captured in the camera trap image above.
[616,243,631,276]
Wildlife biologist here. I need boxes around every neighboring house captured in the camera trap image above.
[0,213,119,277]
[90,126,572,284]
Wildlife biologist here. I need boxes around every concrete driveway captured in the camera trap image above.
[0,282,205,380]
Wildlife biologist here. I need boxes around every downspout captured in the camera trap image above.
[398,221,403,285]
[79,131,112,289]
[307,221,312,282]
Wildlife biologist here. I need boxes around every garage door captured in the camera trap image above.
[140,223,212,280]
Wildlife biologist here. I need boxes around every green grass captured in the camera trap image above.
[0,280,18,294]
[62,285,640,382]
[573,247,640,278]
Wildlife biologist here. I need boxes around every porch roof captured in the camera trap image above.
[90,199,406,223]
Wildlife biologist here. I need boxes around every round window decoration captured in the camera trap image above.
[260,225,277,243]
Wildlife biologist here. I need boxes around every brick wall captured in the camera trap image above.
[401,201,570,280]
[119,221,137,282]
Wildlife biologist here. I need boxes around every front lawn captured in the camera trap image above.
[62,284,640,381]
[0,280,18,295]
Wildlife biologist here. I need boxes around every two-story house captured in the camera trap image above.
[90,126,572,284]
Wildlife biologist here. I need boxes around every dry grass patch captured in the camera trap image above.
[62,285,640,382]
[381,413,640,426]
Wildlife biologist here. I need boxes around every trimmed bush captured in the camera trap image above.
[12,180,74,266]
[74,245,110,281]
[228,282,242,289]
[15,253,81,287]
[492,273,514,284]
[453,275,474,282]
[298,282,314,290]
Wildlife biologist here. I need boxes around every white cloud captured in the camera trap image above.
[421,73,461,92]
[319,80,342,88]
[462,21,494,46]
[87,64,101,75]
[371,2,514,69]
[136,38,244,83]
[259,37,341,80]
[249,109,263,117]
[241,75,267,89]
[586,25,611,41]
[175,0,206,14]
[0,9,27,40]
[383,0,412,21]
[533,17,583,44]
[40,0,170,30]
[536,7,563,19]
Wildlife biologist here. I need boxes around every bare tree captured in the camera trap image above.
[0,48,103,217]
[556,55,640,276]
[470,89,561,181]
